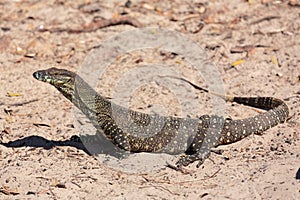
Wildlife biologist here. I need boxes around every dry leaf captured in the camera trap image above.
[7,92,22,97]
[271,55,278,66]
[24,53,36,58]
[5,116,13,123]
[142,3,155,10]
[0,35,11,53]
[175,59,182,64]
[51,178,66,188]
[16,46,26,55]
[231,59,245,67]
[51,178,59,187]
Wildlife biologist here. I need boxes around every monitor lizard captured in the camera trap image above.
[33,68,289,169]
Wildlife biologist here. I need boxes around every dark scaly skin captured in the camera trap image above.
[33,68,289,168]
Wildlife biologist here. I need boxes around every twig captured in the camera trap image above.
[0,185,20,195]
[205,167,221,179]
[139,185,180,196]
[8,99,39,107]
[72,175,98,181]
[286,113,295,122]
[230,44,269,54]
[40,16,143,33]
[48,187,56,198]
[71,181,81,188]
[141,167,221,185]
[250,15,280,25]
[159,75,209,93]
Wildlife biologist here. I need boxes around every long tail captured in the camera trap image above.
[169,76,289,144]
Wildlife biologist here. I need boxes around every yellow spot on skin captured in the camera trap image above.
[158,143,163,149]
[227,132,231,136]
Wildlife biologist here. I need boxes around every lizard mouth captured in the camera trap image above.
[33,70,50,83]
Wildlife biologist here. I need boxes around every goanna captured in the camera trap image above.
[33,68,289,169]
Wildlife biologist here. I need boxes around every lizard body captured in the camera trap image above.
[33,68,289,168]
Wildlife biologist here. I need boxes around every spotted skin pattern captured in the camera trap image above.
[33,68,289,168]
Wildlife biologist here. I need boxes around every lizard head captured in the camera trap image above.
[33,67,76,101]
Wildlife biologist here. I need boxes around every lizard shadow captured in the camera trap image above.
[0,135,90,154]
[0,131,128,159]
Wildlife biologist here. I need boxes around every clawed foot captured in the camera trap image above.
[165,154,198,174]
[167,148,223,171]
[173,149,212,169]
[195,150,211,168]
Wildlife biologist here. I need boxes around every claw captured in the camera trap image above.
[196,160,204,168]
[166,161,180,170]
[211,148,223,155]
[166,162,190,174]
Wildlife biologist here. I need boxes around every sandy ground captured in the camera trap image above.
[0,0,299,199]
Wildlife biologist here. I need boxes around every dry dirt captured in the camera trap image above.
[0,0,300,199]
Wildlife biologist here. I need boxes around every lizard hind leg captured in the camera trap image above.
[175,115,220,168]
[176,114,224,168]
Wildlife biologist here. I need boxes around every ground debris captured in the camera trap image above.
[0,185,20,195]
[39,15,143,33]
